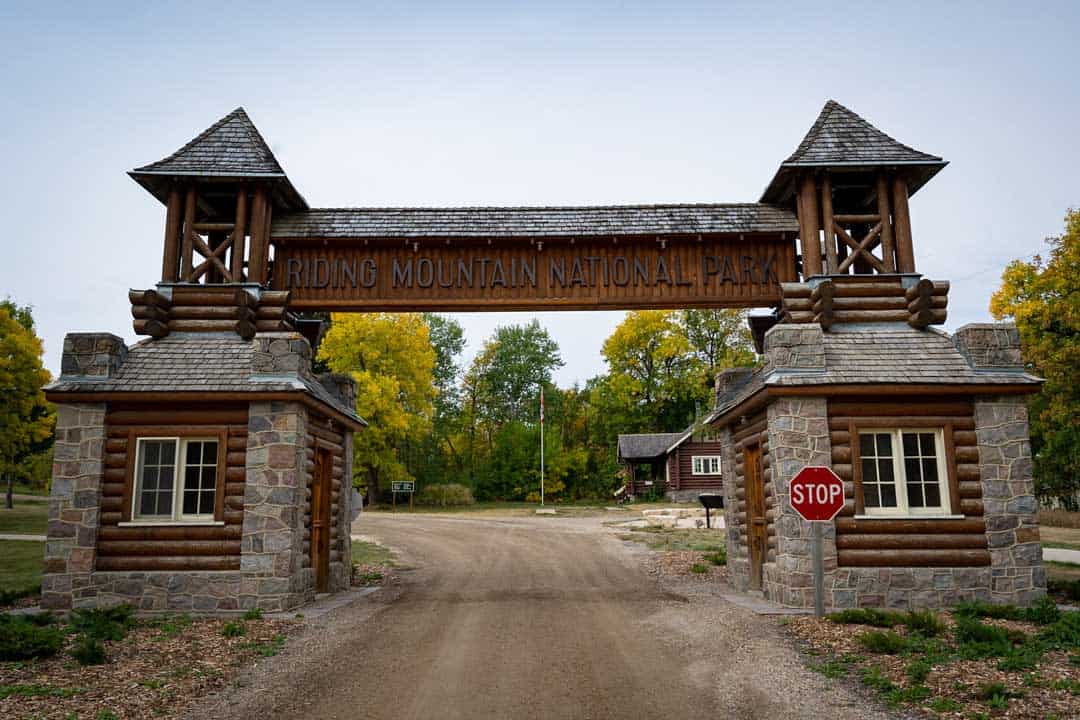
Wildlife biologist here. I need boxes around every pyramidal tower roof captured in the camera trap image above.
[130,108,306,209]
[761,100,946,204]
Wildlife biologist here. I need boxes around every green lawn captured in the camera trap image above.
[0,540,44,600]
[366,500,685,518]
[352,539,396,566]
[0,499,48,535]
[617,525,726,553]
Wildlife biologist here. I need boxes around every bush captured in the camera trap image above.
[71,637,106,666]
[828,608,904,628]
[415,483,476,507]
[70,604,135,642]
[1049,577,1080,602]
[1038,610,1080,651]
[242,607,264,621]
[222,621,246,638]
[0,616,63,661]
[1024,596,1062,625]
[704,548,727,566]
[0,585,41,606]
[905,658,932,683]
[903,609,946,637]
[855,630,909,654]
[689,563,709,574]
[953,617,1016,659]
[860,665,897,693]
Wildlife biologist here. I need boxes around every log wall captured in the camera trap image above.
[97,402,249,571]
[828,397,989,567]
[670,442,724,491]
[731,413,774,564]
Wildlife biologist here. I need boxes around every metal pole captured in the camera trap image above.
[812,521,824,617]
[540,408,545,507]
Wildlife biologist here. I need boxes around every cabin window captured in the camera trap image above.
[692,456,721,475]
[857,429,950,516]
[133,437,219,522]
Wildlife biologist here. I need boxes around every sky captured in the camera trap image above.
[1,1,1077,388]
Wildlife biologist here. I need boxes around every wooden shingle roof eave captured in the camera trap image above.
[129,107,308,211]
[270,203,800,240]
[760,100,948,205]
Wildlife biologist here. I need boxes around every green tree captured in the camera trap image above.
[0,300,53,507]
[990,210,1080,505]
[680,309,757,386]
[412,315,466,486]
[317,313,435,503]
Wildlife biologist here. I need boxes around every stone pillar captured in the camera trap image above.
[975,397,1046,605]
[59,333,127,379]
[242,400,310,611]
[718,426,748,591]
[952,323,1025,370]
[42,403,106,610]
[766,397,834,607]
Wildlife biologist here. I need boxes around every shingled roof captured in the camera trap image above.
[761,100,947,204]
[46,334,365,428]
[617,433,685,461]
[272,204,798,239]
[129,108,306,210]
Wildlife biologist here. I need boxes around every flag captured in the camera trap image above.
[539,387,544,424]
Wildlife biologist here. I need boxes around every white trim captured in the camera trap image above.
[691,455,721,476]
[132,436,221,523]
[663,429,694,456]
[857,428,952,517]
[854,515,964,521]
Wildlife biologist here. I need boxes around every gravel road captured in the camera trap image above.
[191,513,896,720]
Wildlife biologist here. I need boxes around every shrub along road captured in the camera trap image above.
[190,513,892,720]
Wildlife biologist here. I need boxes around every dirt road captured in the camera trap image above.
[194,513,893,720]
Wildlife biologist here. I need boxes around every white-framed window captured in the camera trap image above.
[132,437,219,522]
[692,456,721,475]
[857,428,951,516]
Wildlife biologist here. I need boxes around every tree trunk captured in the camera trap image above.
[5,473,12,510]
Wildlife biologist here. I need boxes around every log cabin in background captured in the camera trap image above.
[617,430,724,502]
[41,100,1045,611]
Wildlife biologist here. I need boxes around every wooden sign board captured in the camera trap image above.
[391,481,415,493]
[272,235,797,312]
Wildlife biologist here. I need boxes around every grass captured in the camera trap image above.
[617,525,726,553]
[0,683,85,700]
[352,539,395,566]
[689,563,709,574]
[0,498,48,535]
[0,540,43,603]
[1041,525,1080,551]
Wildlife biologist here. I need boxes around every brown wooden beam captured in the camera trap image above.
[248,186,269,284]
[162,185,183,282]
[876,172,896,272]
[797,174,822,278]
[231,187,248,280]
[180,185,196,280]
[820,173,837,274]
[891,176,915,272]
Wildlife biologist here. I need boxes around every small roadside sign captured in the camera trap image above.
[391,481,415,493]
[789,466,845,618]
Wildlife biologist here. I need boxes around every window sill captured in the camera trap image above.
[853,514,965,521]
[118,520,225,527]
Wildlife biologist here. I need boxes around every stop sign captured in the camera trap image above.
[789,466,845,521]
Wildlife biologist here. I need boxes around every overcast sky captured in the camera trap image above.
[1,1,1077,388]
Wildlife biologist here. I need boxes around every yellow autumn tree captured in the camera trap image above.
[317,313,435,502]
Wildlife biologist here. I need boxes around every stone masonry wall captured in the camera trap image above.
[975,396,1046,605]
[243,400,313,611]
[59,334,127,379]
[719,427,749,592]
[765,397,833,607]
[42,403,107,610]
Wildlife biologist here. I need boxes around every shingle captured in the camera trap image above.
[272,203,798,239]
[131,108,286,177]
[617,433,684,461]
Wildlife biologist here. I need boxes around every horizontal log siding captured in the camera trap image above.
[828,397,989,567]
[673,442,724,490]
[304,413,347,569]
[97,403,249,571]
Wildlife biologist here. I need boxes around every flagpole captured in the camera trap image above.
[540,387,545,506]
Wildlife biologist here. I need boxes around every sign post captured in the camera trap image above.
[391,481,415,511]
[788,466,845,617]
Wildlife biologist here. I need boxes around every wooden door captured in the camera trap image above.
[311,447,333,593]
[744,444,767,590]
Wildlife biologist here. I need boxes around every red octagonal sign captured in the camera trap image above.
[790,466,845,522]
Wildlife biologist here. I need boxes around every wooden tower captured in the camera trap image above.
[129,108,306,287]
[761,100,947,279]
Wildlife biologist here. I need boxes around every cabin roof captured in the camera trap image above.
[708,324,1041,425]
[761,100,947,204]
[271,203,798,239]
[129,107,307,210]
[46,333,365,428]
[617,433,686,461]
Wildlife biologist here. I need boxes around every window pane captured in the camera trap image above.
[200,490,215,513]
[921,459,939,484]
[925,484,941,507]
[920,433,935,456]
[159,466,174,491]
[876,433,892,456]
[187,442,201,464]
[907,481,925,508]
[864,484,880,508]
[140,493,156,516]
[161,442,176,464]
[143,466,158,491]
[861,459,878,483]
[878,459,894,484]
[183,491,198,515]
[203,466,217,490]
[880,484,896,507]
[860,434,875,456]
[902,433,918,456]
[146,442,160,464]
[203,441,217,464]
[158,491,172,515]
[905,458,921,484]
[184,466,200,491]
